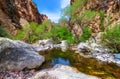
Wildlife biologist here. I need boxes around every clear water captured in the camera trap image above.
[39,48,120,79]
[51,57,71,66]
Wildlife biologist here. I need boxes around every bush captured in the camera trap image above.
[50,26,77,44]
[80,26,92,42]
[60,0,90,24]
[29,21,52,42]
[13,21,77,44]
[0,25,10,37]
[13,21,52,43]
[77,10,98,26]
[101,24,120,52]
[99,11,105,31]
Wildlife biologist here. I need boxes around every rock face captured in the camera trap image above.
[70,0,120,38]
[32,64,99,79]
[0,0,48,35]
[0,37,45,71]
[77,40,120,66]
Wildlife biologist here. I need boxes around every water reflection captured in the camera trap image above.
[51,57,70,66]
[39,49,120,79]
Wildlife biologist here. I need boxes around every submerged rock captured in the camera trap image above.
[32,64,100,79]
[0,37,45,71]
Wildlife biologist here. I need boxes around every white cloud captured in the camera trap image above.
[41,0,70,23]
[61,0,70,9]
[41,11,61,23]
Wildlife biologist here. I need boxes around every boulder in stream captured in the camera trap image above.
[0,37,45,71]
[32,64,100,79]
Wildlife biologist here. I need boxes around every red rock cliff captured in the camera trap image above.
[70,0,120,37]
[0,0,48,35]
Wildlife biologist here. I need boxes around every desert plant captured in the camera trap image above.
[60,0,89,24]
[50,26,77,44]
[99,11,105,31]
[78,10,98,26]
[14,21,52,43]
[101,24,120,52]
[80,26,92,42]
[13,21,77,44]
[0,25,10,37]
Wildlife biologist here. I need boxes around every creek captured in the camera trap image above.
[39,48,120,79]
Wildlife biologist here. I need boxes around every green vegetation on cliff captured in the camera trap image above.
[1,0,120,53]
[0,25,10,37]
[80,26,92,42]
[13,20,76,44]
[101,24,120,52]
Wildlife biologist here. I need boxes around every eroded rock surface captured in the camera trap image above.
[0,37,45,71]
[32,64,100,79]
[0,0,48,35]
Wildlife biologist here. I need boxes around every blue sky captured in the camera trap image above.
[32,0,70,23]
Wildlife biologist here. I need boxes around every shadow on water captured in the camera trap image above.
[39,48,120,79]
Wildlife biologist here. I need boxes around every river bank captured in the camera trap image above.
[0,38,120,79]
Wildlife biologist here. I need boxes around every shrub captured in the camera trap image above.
[101,24,120,52]
[29,21,52,42]
[13,21,77,44]
[60,0,90,24]
[50,26,77,44]
[13,21,52,43]
[78,10,98,26]
[99,11,105,31]
[80,26,92,42]
[0,25,10,37]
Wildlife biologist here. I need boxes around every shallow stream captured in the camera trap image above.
[39,48,120,79]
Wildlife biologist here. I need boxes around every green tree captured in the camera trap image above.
[13,20,52,43]
[50,26,77,44]
[101,24,120,52]
[80,26,92,42]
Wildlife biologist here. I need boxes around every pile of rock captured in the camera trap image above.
[33,39,68,52]
[77,40,120,66]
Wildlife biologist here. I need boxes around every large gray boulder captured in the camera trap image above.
[32,64,100,79]
[0,37,35,52]
[0,37,45,70]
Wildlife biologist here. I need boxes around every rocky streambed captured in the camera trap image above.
[0,38,120,79]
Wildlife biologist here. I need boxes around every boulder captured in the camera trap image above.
[33,39,54,51]
[61,40,67,52]
[0,37,35,53]
[38,39,53,46]
[77,42,91,52]
[0,37,45,70]
[32,64,100,79]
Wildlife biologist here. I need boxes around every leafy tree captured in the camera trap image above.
[13,21,77,44]
[101,24,120,52]
[60,0,88,24]
[13,20,52,43]
[50,26,77,44]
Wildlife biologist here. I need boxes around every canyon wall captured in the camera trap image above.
[0,0,48,35]
[70,0,120,37]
